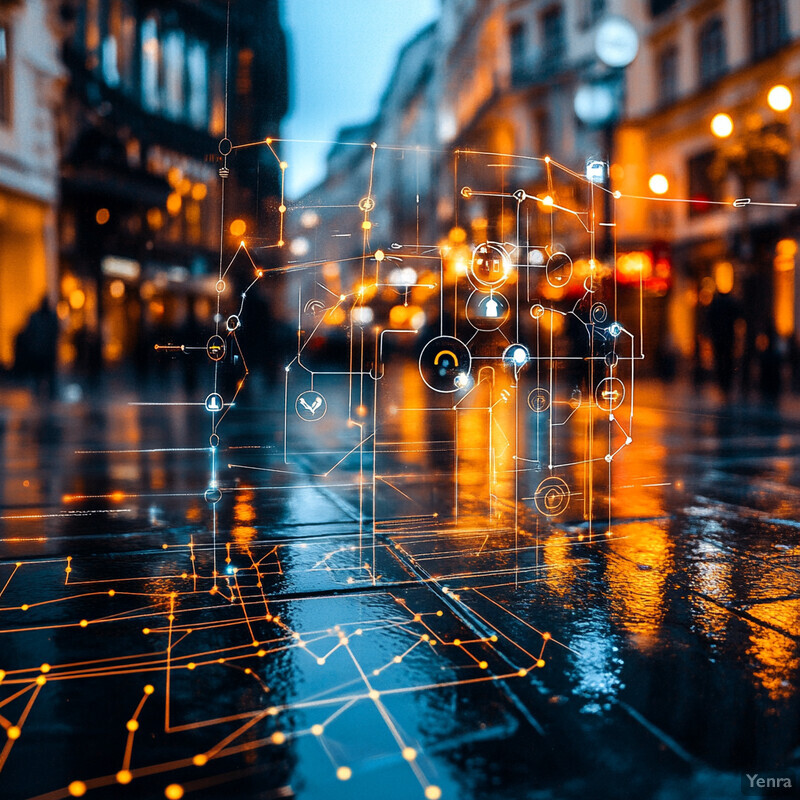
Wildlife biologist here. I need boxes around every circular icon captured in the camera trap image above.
[295,390,327,421]
[209,433,220,448]
[226,315,240,332]
[358,196,375,212]
[591,303,608,324]
[470,242,511,289]
[205,393,224,413]
[465,290,510,331]
[608,322,623,337]
[527,388,550,412]
[530,303,545,320]
[546,252,573,288]
[534,476,571,517]
[595,16,640,69]
[595,377,625,412]
[605,352,619,368]
[204,486,222,504]
[503,343,530,369]
[215,279,226,293]
[419,336,472,393]
[207,335,226,361]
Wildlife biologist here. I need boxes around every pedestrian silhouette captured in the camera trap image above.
[15,298,59,398]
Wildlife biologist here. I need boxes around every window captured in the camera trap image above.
[102,0,136,90]
[688,150,723,216]
[578,0,606,28]
[751,0,786,60]
[657,44,679,105]
[541,6,565,64]
[141,16,160,112]
[650,0,678,15]
[187,40,209,130]
[0,23,9,125]
[509,21,526,78]
[162,30,186,119]
[698,17,726,86]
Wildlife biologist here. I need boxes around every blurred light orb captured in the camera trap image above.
[648,174,669,195]
[300,210,320,229]
[711,113,734,138]
[289,237,309,257]
[768,84,792,112]
[229,218,246,237]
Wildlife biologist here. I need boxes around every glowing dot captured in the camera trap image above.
[479,661,488,669]
[453,639,461,647]
[368,689,380,701]
[266,137,273,144]
[316,657,325,665]
[402,747,417,761]
[337,767,352,781]
[490,635,498,642]
[436,611,443,617]
[258,650,267,658]
[108,590,115,597]
[36,675,46,686]
[279,161,288,170]
[536,659,546,668]
[425,787,442,800]
[126,720,139,732]
[0,670,4,683]
[144,685,154,695]
[164,784,184,800]
[39,663,50,674]
[68,781,87,796]
[95,208,110,225]
[613,190,621,199]
[271,731,286,745]
[544,155,551,163]
[768,84,792,112]
[518,668,528,677]
[278,239,284,247]
[648,174,669,195]
[187,663,196,671]
[193,754,208,766]
[393,656,402,664]
[267,706,279,716]
[362,220,372,230]
[375,249,385,261]
[711,112,734,138]
[80,619,88,628]
[21,604,28,611]
[229,218,246,237]
[142,628,150,635]
[311,724,324,736]
[7,726,20,740]
[117,770,132,784]
[166,192,182,216]
[542,195,553,206]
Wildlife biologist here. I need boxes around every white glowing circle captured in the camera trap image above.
[648,174,669,195]
[768,84,792,112]
[352,306,374,325]
[290,237,310,257]
[711,113,734,138]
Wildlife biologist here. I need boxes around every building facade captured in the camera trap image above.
[58,0,288,369]
[0,0,63,370]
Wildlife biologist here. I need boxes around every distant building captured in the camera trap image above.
[0,0,63,370]
[58,0,288,368]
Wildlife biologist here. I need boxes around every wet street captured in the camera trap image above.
[1,370,800,800]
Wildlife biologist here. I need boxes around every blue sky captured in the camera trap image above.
[280,0,439,199]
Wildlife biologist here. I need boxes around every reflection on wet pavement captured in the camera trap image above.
[1,376,799,800]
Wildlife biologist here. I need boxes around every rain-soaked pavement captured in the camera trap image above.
[1,368,800,800]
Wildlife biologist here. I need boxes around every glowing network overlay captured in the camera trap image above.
[1,128,796,799]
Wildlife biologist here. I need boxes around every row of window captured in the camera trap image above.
[658,0,788,103]
[79,0,225,134]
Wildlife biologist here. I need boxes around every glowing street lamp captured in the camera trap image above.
[710,112,734,138]
[767,84,793,112]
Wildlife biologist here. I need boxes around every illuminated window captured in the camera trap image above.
[0,24,9,125]
[541,6,565,64]
[751,0,786,60]
[141,16,160,112]
[187,39,209,129]
[698,17,726,86]
[657,44,679,105]
[162,30,185,119]
[102,0,136,90]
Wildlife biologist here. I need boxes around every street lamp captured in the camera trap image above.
[710,112,734,139]
[767,84,792,112]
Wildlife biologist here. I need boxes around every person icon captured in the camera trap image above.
[205,393,223,412]
[481,296,500,318]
